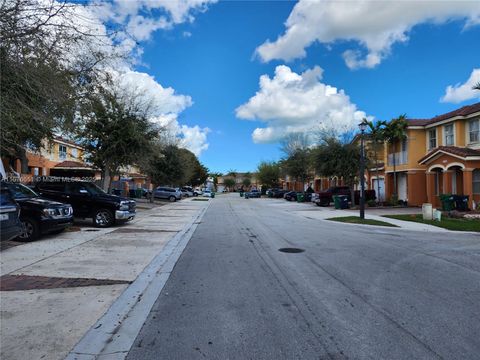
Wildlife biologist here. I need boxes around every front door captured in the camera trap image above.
[372,178,385,202]
[398,173,407,202]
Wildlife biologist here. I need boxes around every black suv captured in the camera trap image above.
[2,181,73,241]
[34,180,136,227]
[0,183,24,241]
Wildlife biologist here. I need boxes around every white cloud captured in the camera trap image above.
[256,0,480,69]
[441,69,480,103]
[153,114,210,156]
[97,0,217,42]
[236,65,369,143]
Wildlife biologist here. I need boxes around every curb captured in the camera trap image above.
[65,201,211,360]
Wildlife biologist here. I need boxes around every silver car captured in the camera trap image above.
[153,187,182,202]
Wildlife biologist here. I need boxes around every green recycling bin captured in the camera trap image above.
[439,194,454,211]
[135,188,143,198]
[297,193,305,202]
[211,192,215,198]
[333,195,341,209]
[240,192,244,197]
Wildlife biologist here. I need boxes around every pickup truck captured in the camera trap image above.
[34,180,135,227]
[2,181,73,241]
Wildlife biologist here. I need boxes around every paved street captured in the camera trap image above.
[127,194,480,360]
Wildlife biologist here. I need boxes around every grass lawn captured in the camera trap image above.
[384,214,480,232]
[326,216,398,227]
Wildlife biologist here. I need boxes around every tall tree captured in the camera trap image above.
[383,115,408,202]
[313,137,361,205]
[256,161,280,189]
[78,80,158,190]
[224,178,235,191]
[366,119,386,204]
[0,0,120,172]
[473,82,480,91]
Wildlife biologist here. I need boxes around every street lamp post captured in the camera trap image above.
[359,119,368,220]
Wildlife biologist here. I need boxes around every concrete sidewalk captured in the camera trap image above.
[262,199,451,232]
[0,198,210,360]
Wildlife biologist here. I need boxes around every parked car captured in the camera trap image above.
[272,189,288,198]
[315,186,351,206]
[202,189,213,197]
[154,187,182,202]
[0,183,24,241]
[180,186,195,197]
[284,191,298,201]
[34,180,135,227]
[194,187,203,196]
[3,181,73,241]
[245,189,261,199]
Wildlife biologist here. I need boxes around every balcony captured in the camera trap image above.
[387,151,408,166]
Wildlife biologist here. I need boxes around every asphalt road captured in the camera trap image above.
[126,194,480,360]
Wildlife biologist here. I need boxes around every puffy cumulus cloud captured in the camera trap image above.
[441,69,480,104]
[235,65,369,143]
[109,69,193,115]
[153,114,210,156]
[96,0,217,42]
[255,0,480,69]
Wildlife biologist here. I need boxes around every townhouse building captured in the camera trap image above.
[385,102,480,209]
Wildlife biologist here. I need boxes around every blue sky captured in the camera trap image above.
[93,1,480,174]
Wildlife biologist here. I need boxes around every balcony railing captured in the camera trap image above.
[387,151,408,166]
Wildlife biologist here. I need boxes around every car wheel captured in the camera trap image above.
[169,196,176,202]
[93,209,114,227]
[18,217,39,241]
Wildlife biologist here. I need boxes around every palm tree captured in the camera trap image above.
[383,115,408,201]
[473,82,480,91]
[366,119,386,204]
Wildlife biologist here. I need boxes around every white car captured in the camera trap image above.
[202,190,212,197]
[194,188,203,196]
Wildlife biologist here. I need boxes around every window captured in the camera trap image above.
[71,148,78,159]
[474,170,480,194]
[469,119,479,143]
[444,124,454,146]
[59,145,67,160]
[428,129,437,150]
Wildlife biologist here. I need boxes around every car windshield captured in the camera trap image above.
[7,183,39,199]
[81,182,106,195]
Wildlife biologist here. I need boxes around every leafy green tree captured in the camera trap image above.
[383,115,408,201]
[224,178,236,191]
[313,138,361,205]
[242,178,252,188]
[78,81,158,190]
[283,149,311,191]
[256,161,280,189]
[366,119,386,203]
[0,0,118,173]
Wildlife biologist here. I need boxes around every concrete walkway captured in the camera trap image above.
[263,199,451,232]
[0,198,210,360]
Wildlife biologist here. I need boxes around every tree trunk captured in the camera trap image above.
[392,142,397,200]
[101,167,111,192]
[17,147,29,174]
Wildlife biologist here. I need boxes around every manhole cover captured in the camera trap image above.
[278,248,305,253]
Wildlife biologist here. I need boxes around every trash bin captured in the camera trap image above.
[240,192,244,197]
[268,192,273,198]
[453,195,469,211]
[439,194,454,211]
[211,192,215,198]
[422,203,433,220]
[136,188,143,198]
[333,195,341,209]
[297,193,305,202]
[338,195,349,209]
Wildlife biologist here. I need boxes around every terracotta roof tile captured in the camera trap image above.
[407,102,480,127]
[54,161,90,168]
[418,146,480,164]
